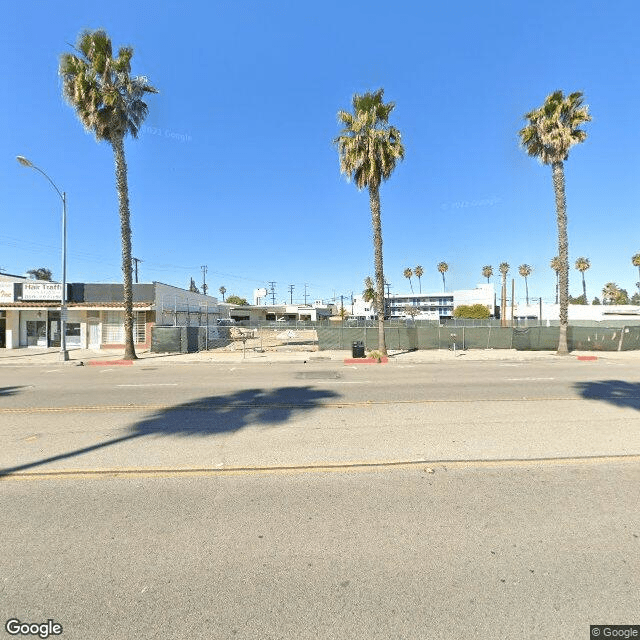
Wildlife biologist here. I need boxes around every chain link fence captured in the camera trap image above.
[151,322,640,354]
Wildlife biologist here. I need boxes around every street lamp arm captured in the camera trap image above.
[16,154,69,361]
[16,156,64,202]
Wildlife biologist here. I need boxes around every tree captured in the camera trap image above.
[601,282,619,305]
[226,295,248,305]
[219,286,226,302]
[453,304,490,319]
[414,265,424,293]
[403,267,414,293]
[519,90,591,355]
[631,292,640,305]
[499,262,509,327]
[437,262,448,291]
[189,278,199,293]
[569,294,587,305]
[334,88,404,356]
[518,264,532,305]
[615,288,630,305]
[363,276,376,304]
[632,254,640,292]
[403,304,420,319]
[592,297,601,305]
[550,256,562,304]
[574,257,590,304]
[26,268,53,281]
[60,30,157,360]
[482,265,493,283]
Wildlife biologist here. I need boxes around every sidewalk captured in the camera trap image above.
[0,345,637,366]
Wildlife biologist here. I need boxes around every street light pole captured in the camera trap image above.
[16,156,69,361]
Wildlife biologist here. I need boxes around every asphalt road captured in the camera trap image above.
[1,358,640,474]
[2,462,639,639]
[1,359,639,639]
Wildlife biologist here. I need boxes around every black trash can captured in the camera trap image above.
[352,341,365,358]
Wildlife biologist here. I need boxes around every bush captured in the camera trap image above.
[453,304,491,319]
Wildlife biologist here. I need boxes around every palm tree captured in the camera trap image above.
[550,256,562,304]
[403,268,414,293]
[60,30,157,360]
[219,286,226,302]
[414,265,424,293]
[437,262,448,291]
[363,276,376,303]
[632,254,640,292]
[574,257,590,304]
[519,90,590,355]
[482,265,493,283]
[499,262,510,326]
[518,264,532,305]
[334,89,404,356]
[602,282,619,305]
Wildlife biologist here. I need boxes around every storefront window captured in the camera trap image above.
[26,320,47,347]
[66,322,81,346]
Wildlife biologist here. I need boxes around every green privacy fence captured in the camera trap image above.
[317,325,640,352]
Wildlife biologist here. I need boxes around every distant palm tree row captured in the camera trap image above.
[402,263,445,293]
[477,254,640,306]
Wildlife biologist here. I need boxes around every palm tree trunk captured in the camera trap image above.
[369,185,387,356]
[441,273,445,291]
[525,277,529,305]
[113,136,137,360]
[501,275,507,327]
[555,272,559,305]
[582,272,587,304]
[418,277,422,293]
[552,161,569,355]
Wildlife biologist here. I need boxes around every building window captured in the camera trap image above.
[103,311,124,344]
[135,311,146,343]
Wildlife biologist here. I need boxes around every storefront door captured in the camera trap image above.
[48,311,60,347]
[89,322,101,349]
[0,319,5,348]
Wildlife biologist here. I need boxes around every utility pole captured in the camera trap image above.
[385,281,391,320]
[288,284,295,304]
[201,265,208,296]
[268,281,276,305]
[538,297,542,326]
[132,257,142,284]
[304,283,309,305]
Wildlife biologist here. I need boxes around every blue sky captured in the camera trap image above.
[3,0,639,305]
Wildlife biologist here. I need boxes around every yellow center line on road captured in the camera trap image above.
[0,396,597,414]
[2,454,640,481]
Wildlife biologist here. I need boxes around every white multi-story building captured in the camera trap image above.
[350,283,496,321]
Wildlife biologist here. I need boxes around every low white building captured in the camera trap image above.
[225,302,333,324]
[513,302,640,324]
[0,278,222,350]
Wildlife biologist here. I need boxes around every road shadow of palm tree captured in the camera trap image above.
[0,387,25,397]
[575,380,640,411]
[0,386,340,478]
